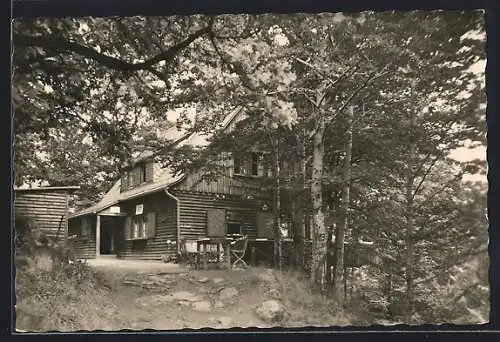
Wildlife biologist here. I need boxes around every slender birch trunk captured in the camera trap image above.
[334,105,354,308]
[310,120,327,284]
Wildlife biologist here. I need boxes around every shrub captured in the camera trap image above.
[15,260,121,331]
[14,216,38,257]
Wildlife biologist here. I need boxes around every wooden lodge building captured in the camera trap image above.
[14,186,81,242]
[68,107,287,262]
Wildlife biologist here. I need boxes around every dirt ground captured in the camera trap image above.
[15,259,354,332]
[85,263,351,331]
[97,267,280,330]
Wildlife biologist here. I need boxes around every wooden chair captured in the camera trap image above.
[179,238,200,269]
[230,235,249,268]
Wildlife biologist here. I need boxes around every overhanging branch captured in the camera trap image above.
[14,20,213,75]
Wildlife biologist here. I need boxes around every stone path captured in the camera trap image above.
[112,269,285,330]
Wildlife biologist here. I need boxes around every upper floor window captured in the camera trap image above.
[128,172,134,187]
[140,164,147,184]
[121,161,153,192]
[233,152,264,177]
[251,153,259,176]
[234,156,242,175]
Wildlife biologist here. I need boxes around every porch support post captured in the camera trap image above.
[96,214,101,257]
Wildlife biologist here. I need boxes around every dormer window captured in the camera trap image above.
[121,161,153,192]
[128,172,134,187]
[140,164,147,184]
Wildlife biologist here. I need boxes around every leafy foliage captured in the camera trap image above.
[13,11,487,323]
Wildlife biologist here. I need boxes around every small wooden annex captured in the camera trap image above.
[14,186,80,242]
[68,107,284,261]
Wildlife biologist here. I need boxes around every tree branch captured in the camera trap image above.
[412,153,441,200]
[295,57,362,97]
[325,66,390,127]
[14,20,213,75]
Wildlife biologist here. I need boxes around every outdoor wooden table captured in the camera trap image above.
[197,237,233,271]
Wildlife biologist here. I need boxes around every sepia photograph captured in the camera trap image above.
[12,9,488,331]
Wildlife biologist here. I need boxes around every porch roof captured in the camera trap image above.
[69,168,184,219]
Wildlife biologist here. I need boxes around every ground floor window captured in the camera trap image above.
[132,214,148,239]
[227,222,242,235]
[125,212,156,240]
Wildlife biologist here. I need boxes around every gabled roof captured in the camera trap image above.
[69,106,243,219]
[69,166,183,218]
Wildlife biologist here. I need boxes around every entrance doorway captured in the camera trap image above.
[100,218,114,255]
[99,216,125,256]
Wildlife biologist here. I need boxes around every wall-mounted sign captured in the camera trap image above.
[135,204,144,215]
[109,206,121,214]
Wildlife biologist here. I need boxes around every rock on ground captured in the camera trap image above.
[219,287,238,300]
[212,277,224,284]
[192,301,212,312]
[214,301,225,308]
[265,288,281,299]
[169,291,202,302]
[198,276,209,283]
[136,291,202,306]
[255,300,285,323]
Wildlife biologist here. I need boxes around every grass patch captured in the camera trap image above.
[260,268,354,327]
[15,261,123,331]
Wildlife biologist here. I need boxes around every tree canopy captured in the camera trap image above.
[13,10,487,324]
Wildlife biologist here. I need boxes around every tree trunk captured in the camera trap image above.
[404,112,417,324]
[295,127,307,271]
[310,121,327,284]
[334,105,354,308]
[273,127,282,270]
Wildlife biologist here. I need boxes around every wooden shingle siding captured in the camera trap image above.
[174,162,271,197]
[68,216,96,259]
[119,192,177,260]
[172,191,265,240]
[14,190,69,241]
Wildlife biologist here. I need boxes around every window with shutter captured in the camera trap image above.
[251,152,259,176]
[134,167,142,187]
[133,217,139,238]
[145,162,154,182]
[257,212,274,238]
[141,215,147,237]
[124,216,132,240]
[258,156,264,176]
[147,212,156,238]
[128,170,134,187]
[121,173,128,192]
[234,156,242,175]
[81,217,90,238]
[207,208,226,237]
[139,164,146,183]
